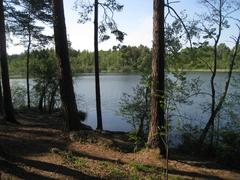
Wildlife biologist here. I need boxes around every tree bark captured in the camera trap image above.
[94,0,103,131]
[147,0,166,157]
[26,31,31,109]
[0,81,3,115]
[52,0,82,131]
[0,0,17,123]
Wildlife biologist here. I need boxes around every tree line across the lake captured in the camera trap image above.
[0,0,240,178]
[8,43,240,76]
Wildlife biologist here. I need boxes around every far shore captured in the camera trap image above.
[9,69,240,79]
[180,69,240,73]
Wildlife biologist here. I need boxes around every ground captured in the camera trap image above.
[0,110,239,180]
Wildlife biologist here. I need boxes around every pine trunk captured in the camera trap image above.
[0,0,16,123]
[94,0,103,131]
[147,0,166,157]
[52,0,81,131]
[0,81,3,115]
[26,33,31,109]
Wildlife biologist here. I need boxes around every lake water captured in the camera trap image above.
[11,72,240,132]
[73,74,141,131]
[73,72,239,131]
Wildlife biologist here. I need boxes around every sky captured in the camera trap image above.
[6,0,240,55]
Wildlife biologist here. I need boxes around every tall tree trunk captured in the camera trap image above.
[147,0,166,157]
[0,81,3,115]
[0,0,16,123]
[94,0,103,131]
[26,32,31,109]
[52,0,82,131]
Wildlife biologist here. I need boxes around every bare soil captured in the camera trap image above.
[0,110,239,179]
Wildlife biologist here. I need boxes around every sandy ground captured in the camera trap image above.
[0,110,239,179]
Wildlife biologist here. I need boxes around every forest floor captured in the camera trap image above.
[0,110,239,180]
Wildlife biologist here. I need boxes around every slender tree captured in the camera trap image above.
[198,0,240,148]
[147,0,166,157]
[75,0,124,131]
[11,17,50,109]
[52,0,87,131]
[0,81,3,115]
[0,0,16,123]
[94,0,103,130]
[8,0,52,109]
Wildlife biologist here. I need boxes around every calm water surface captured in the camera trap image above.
[10,72,240,132]
[73,72,239,131]
[74,74,140,131]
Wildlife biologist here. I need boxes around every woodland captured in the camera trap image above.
[0,0,240,179]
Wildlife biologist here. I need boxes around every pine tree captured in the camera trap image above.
[147,0,166,157]
[52,0,90,131]
[0,0,17,123]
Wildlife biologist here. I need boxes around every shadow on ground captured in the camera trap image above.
[0,156,99,179]
[0,110,239,179]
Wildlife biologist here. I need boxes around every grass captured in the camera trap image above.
[53,149,88,169]
[52,149,166,179]
[129,162,158,173]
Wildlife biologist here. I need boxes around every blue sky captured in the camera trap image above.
[7,0,240,54]
[63,0,199,52]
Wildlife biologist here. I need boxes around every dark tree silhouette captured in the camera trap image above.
[0,0,16,123]
[0,81,3,115]
[52,0,88,131]
[94,0,103,130]
[147,0,166,157]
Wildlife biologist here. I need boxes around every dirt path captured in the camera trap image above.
[0,111,97,179]
[0,111,239,179]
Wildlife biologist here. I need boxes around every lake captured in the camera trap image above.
[73,72,239,131]
[11,72,240,132]
[73,74,141,131]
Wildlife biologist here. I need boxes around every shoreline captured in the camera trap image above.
[9,69,240,78]
[180,69,240,73]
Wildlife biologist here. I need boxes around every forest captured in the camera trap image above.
[0,0,240,179]
[8,43,240,75]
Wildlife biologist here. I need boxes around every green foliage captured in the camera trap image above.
[75,0,125,42]
[178,121,240,166]
[127,131,145,152]
[9,45,152,75]
[119,83,150,132]
[129,162,157,173]
[119,70,202,148]
[110,167,124,177]
[30,49,59,112]
[54,150,88,169]
[177,124,201,153]
[8,43,239,77]
[9,54,26,77]
[11,84,27,108]
[216,130,240,165]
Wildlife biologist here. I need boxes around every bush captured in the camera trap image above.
[178,123,240,166]
[177,124,201,154]
[119,66,132,73]
[12,84,27,108]
[216,130,240,166]
[31,49,59,112]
